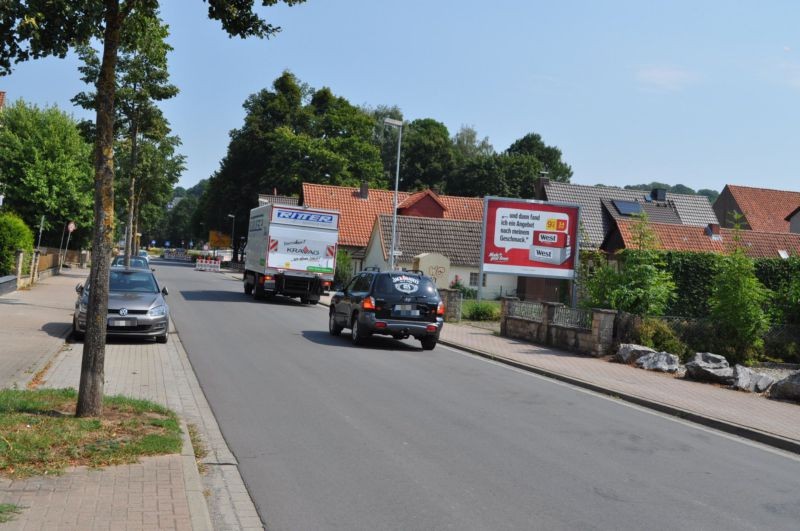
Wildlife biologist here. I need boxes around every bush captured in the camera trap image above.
[463,300,500,321]
[0,212,34,276]
[634,317,689,360]
[708,246,770,364]
[450,275,477,299]
[334,249,352,287]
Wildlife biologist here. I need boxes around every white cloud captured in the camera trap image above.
[636,66,697,92]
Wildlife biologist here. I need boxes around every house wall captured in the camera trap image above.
[398,195,445,218]
[713,187,746,228]
[448,265,516,299]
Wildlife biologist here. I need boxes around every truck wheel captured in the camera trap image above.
[244,274,253,295]
[300,298,309,305]
[329,311,343,336]
[308,300,319,305]
[253,278,265,301]
[420,337,437,351]
[351,315,368,346]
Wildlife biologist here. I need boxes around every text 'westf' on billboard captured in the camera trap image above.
[481,197,580,279]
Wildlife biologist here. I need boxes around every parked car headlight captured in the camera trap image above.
[148,305,167,317]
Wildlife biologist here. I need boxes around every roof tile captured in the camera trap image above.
[378,214,483,266]
[727,185,800,232]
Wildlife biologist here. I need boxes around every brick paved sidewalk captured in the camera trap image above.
[0,273,261,529]
[440,323,800,445]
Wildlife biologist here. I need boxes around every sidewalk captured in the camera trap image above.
[439,323,800,452]
[0,274,262,530]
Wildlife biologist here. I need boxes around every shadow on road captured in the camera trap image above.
[41,322,70,338]
[179,289,251,303]
[301,330,422,351]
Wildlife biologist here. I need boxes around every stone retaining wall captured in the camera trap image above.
[500,297,616,357]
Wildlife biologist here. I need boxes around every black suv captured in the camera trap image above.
[329,269,445,350]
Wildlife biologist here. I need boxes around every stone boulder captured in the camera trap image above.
[616,344,656,364]
[685,352,734,384]
[731,365,775,393]
[768,372,800,402]
[635,352,680,373]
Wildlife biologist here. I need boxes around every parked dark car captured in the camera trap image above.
[329,269,444,350]
[72,268,170,343]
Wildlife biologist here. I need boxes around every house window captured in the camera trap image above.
[469,272,487,287]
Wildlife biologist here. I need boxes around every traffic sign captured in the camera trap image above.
[67,221,76,233]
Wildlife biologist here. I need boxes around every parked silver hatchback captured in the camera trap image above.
[72,268,170,343]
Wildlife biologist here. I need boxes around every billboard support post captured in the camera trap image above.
[477,196,490,302]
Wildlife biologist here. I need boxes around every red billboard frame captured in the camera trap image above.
[479,196,581,280]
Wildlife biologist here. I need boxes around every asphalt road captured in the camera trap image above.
[156,261,800,531]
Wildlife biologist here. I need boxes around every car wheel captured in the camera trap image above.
[420,337,437,351]
[72,322,84,342]
[156,334,168,344]
[351,315,367,346]
[329,311,343,336]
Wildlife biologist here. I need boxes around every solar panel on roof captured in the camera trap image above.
[613,200,643,216]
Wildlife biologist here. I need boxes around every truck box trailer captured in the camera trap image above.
[243,204,339,304]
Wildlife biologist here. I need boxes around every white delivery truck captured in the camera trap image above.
[243,204,339,304]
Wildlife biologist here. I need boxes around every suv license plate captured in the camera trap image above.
[109,319,136,327]
[394,304,420,317]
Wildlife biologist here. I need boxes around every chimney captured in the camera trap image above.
[359,181,369,199]
[651,188,667,202]
[535,176,550,200]
[705,223,722,240]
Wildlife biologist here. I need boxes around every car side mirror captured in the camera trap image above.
[161,286,169,296]
[75,284,83,294]
[151,268,156,272]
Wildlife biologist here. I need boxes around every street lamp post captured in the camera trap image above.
[227,213,235,262]
[384,118,404,270]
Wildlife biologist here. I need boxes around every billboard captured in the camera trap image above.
[480,196,581,279]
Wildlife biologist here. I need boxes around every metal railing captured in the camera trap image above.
[507,300,544,321]
[552,306,592,330]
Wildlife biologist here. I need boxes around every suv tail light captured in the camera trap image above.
[436,301,445,316]
[362,296,376,311]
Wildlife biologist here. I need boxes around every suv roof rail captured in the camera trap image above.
[363,266,381,272]
[402,269,425,275]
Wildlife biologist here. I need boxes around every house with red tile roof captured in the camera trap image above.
[713,184,800,233]
[300,182,483,270]
[602,218,800,259]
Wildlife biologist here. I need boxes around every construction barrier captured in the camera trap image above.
[195,258,222,272]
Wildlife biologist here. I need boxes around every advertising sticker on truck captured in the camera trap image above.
[271,207,339,229]
[481,197,580,279]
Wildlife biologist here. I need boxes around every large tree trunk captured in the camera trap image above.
[76,0,122,418]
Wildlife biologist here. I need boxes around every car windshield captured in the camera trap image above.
[374,274,438,298]
[109,270,159,293]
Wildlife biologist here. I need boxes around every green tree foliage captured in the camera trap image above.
[581,214,675,316]
[0,0,306,417]
[709,245,770,363]
[452,125,494,165]
[662,252,720,318]
[399,118,455,191]
[200,71,383,255]
[0,212,34,275]
[505,133,572,182]
[0,100,93,246]
[334,248,352,287]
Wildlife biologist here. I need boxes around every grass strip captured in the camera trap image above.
[0,388,182,479]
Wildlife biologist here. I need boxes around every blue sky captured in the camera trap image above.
[3,0,800,193]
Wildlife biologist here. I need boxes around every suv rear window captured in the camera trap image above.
[374,273,438,298]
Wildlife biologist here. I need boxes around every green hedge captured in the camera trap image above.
[0,212,33,276]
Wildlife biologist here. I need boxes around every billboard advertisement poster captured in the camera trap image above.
[481,196,581,279]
